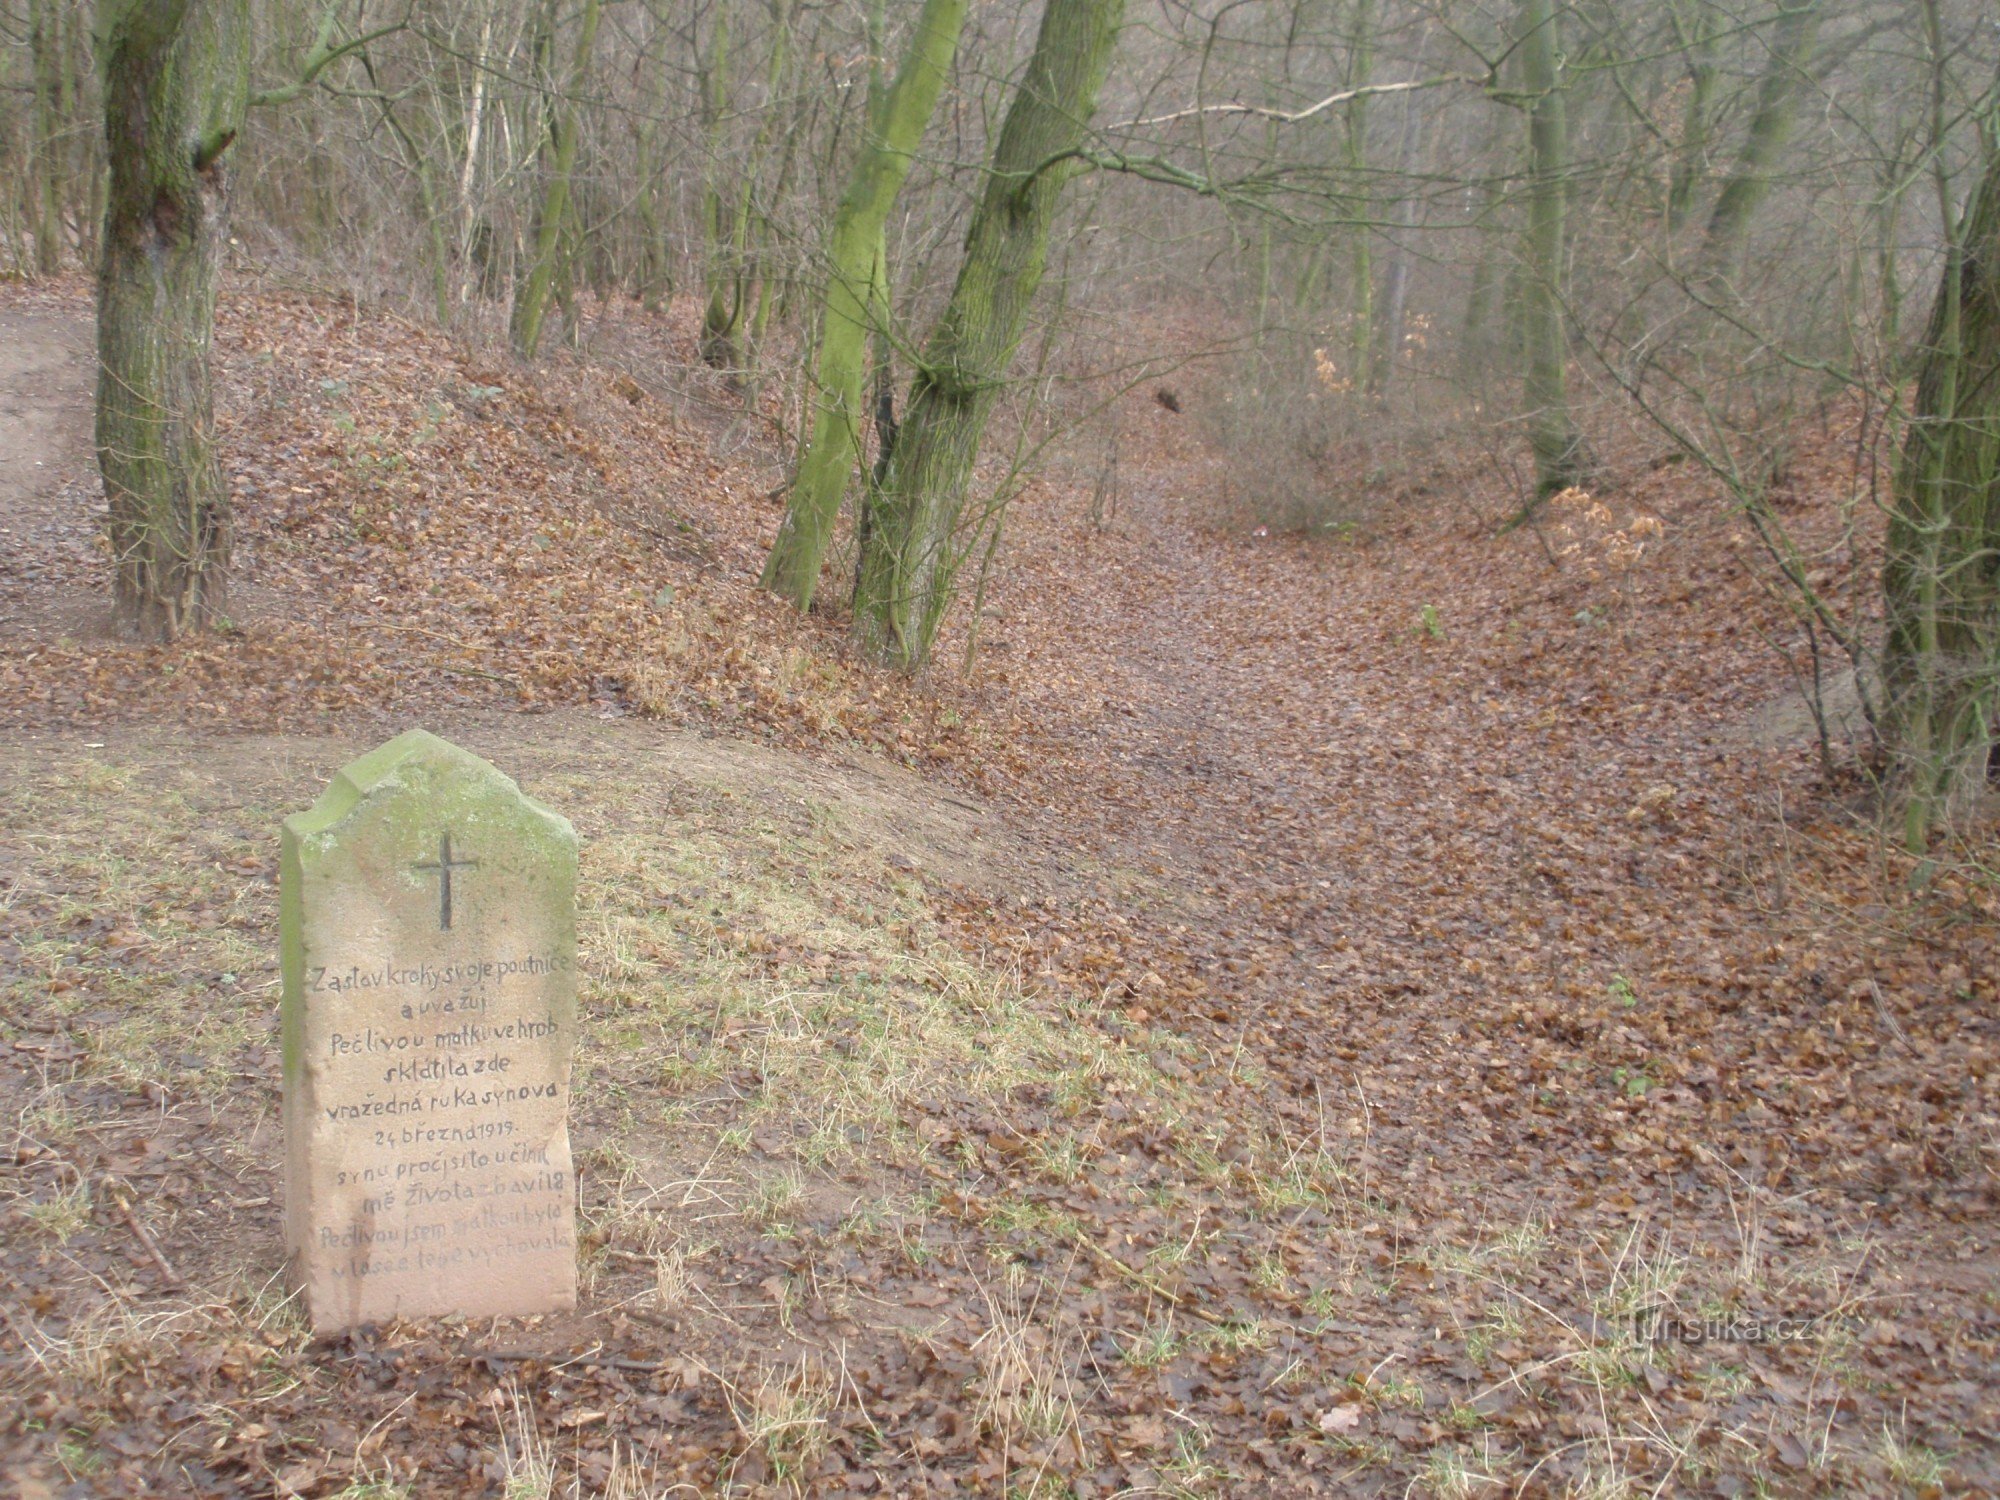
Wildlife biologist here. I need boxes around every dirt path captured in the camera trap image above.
[1023,442,1973,1219]
[0,306,103,642]
[990,401,2000,1478]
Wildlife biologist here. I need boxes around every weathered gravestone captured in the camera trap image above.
[281,730,578,1332]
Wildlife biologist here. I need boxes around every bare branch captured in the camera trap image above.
[1108,73,1483,133]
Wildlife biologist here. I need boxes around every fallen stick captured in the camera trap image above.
[465,1348,667,1374]
[112,1190,183,1289]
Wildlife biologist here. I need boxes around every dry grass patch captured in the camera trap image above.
[727,1354,840,1489]
[567,801,1163,1247]
[0,754,278,1096]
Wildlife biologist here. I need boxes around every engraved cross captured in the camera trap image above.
[413,832,478,931]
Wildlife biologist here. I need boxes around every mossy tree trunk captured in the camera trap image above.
[95,0,249,641]
[759,0,969,611]
[1881,121,2000,842]
[852,0,1125,671]
[1517,0,1584,505]
[510,0,601,360]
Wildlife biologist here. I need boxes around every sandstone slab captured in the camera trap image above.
[281,730,578,1331]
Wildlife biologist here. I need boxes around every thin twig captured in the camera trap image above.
[1867,980,1920,1057]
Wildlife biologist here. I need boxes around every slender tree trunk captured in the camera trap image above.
[0,146,20,278]
[715,0,797,370]
[634,109,667,309]
[29,0,65,274]
[353,51,454,327]
[1881,98,2000,840]
[511,0,602,359]
[1368,79,1424,396]
[553,180,583,345]
[83,108,108,268]
[1252,115,1277,344]
[95,0,250,641]
[852,0,1126,670]
[1700,0,1823,276]
[1664,2,1717,235]
[859,0,897,475]
[56,0,82,253]
[697,4,738,366]
[749,46,807,351]
[1517,0,1583,506]
[1292,238,1325,320]
[1876,166,1910,362]
[1344,0,1375,391]
[759,0,969,611]
[1460,181,1500,386]
[456,11,494,310]
[412,152,454,328]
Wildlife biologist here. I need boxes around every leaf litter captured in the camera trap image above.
[0,278,1993,1496]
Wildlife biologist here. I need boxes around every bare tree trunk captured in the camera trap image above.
[1664,0,1717,235]
[1516,0,1584,507]
[1368,78,1424,396]
[511,0,602,359]
[1459,181,1501,386]
[696,4,738,367]
[852,0,1126,671]
[1699,0,1823,276]
[455,10,494,311]
[352,47,454,327]
[29,0,66,274]
[710,0,797,370]
[95,0,249,641]
[1344,0,1375,391]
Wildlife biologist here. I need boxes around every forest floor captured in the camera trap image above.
[0,275,1994,1499]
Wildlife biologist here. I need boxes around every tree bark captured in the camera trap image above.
[759,0,969,611]
[510,0,601,359]
[29,0,66,274]
[696,4,738,366]
[1881,125,2000,839]
[1517,0,1583,505]
[852,0,1126,671]
[705,0,797,371]
[456,10,495,311]
[1664,1,1718,235]
[1699,0,1822,276]
[95,0,249,641]
[1368,78,1424,396]
[1459,181,1501,386]
[1344,0,1375,392]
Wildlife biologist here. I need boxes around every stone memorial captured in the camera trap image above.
[281,730,579,1332]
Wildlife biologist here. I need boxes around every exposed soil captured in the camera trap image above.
[1,279,1994,1498]
[0,303,103,644]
